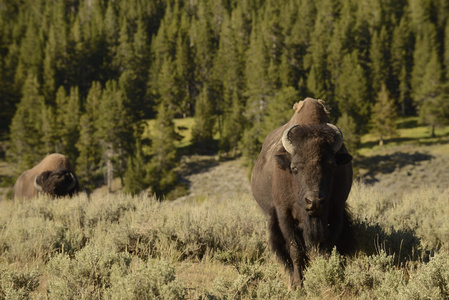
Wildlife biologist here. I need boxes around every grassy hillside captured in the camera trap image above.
[1,117,449,298]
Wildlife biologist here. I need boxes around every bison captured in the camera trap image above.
[250,97,355,289]
[13,153,80,199]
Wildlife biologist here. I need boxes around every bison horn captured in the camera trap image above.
[281,125,300,155]
[66,173,77,192]
[327,123,343,153]
[34,176,43,192]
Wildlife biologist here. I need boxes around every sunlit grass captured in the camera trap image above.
[1,183,449,298]
[144,117,195,149]
[359,117,449,156]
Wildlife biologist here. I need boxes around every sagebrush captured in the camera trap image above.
[0,182,448,299]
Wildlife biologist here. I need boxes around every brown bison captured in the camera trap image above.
[251,98,355,289]
[13,153,79,199]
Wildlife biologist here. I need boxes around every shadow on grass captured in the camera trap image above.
[354,220,423,263]
[354,152,434,184]
[360,131,449,150]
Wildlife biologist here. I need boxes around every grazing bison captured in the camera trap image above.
[251,98,355,289]
[13,153,79,199]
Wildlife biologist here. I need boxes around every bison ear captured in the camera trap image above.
[335,153,352,166]
[275,152,291,170]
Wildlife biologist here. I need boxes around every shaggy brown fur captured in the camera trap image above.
[251,98,354,289]
[13,153,80,199]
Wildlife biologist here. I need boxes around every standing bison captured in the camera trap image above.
[13,153,80,199]
[251,98,355,289]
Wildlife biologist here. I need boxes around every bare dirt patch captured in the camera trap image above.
[174,155,251,203]
[355,143,449,198]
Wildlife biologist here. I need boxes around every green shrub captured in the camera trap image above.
[398,252,449,299]
[0,267,40,299]
[47,243,132,299]
[303,248,345,297]
[345,251,405,298]
[105,258,186,300]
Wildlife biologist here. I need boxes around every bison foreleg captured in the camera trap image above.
[273,207,307,290]
[268,207,293,270]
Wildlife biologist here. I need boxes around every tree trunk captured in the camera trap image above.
[107,149,113,193]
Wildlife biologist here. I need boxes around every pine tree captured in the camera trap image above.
[55,86,80,163]
[411,22,437,105]
[263,86,298,137]
[76,81,103,192]
[220,90,244,157]
[147,103,178,199]
[41,104,57,154]
[242,26,271,163]
[157,55,180,114]
[124,136,148,196]
[174,32,193,118]
[417,50,446,137]
[192,85,215,152]
[334,50,370,133]
[391,14,414,115]
[371,84,398,146]
[370,26,391,96]
[95,80,134,192]
[189,0,215,88]
[306,0,338,100]
[336,113,360,156]
[8,73,46,171]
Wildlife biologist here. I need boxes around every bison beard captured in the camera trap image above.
[35,169,78,197]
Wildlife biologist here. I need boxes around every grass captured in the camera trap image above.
[1,117,449,298]
[0,182,449,299]
[144,118,196,149]
[359,117,449,156]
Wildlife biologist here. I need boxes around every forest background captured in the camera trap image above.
[1,0,449,198]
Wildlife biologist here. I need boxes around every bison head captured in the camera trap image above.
[34,169,78,197]
[275,124,352,246]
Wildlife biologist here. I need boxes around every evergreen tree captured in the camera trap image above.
[444,20,449,80]
[76,81,103,192]
[371,84,398,146]
[417,50,447,137]
[124,136,148,196]
[242,26,271,163]
[174,32,194,118]
[95,80,134,192]
[263,86,298,137]
[157,55,181,114]
[55,86,80,163]
[8,73,46,171]
[41,104,57,154]
[370,26,391,95]
[147,103,178,199]
[336,113,360,156]
[391,13,414,115]
[220,90,245,157]
[189,1,215,88]
[306,0,338,100]
[192,85,215,152]
[335,50,370,133]
[411,22,437,105]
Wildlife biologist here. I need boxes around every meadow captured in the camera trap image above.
[0,180,448,299]
[1,117,449,299]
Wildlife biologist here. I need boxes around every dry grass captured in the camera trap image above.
[0,181,448,299]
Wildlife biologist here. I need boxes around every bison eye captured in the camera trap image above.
[291,166,299,174]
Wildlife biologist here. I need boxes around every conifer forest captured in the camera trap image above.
[1,0,449,197]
